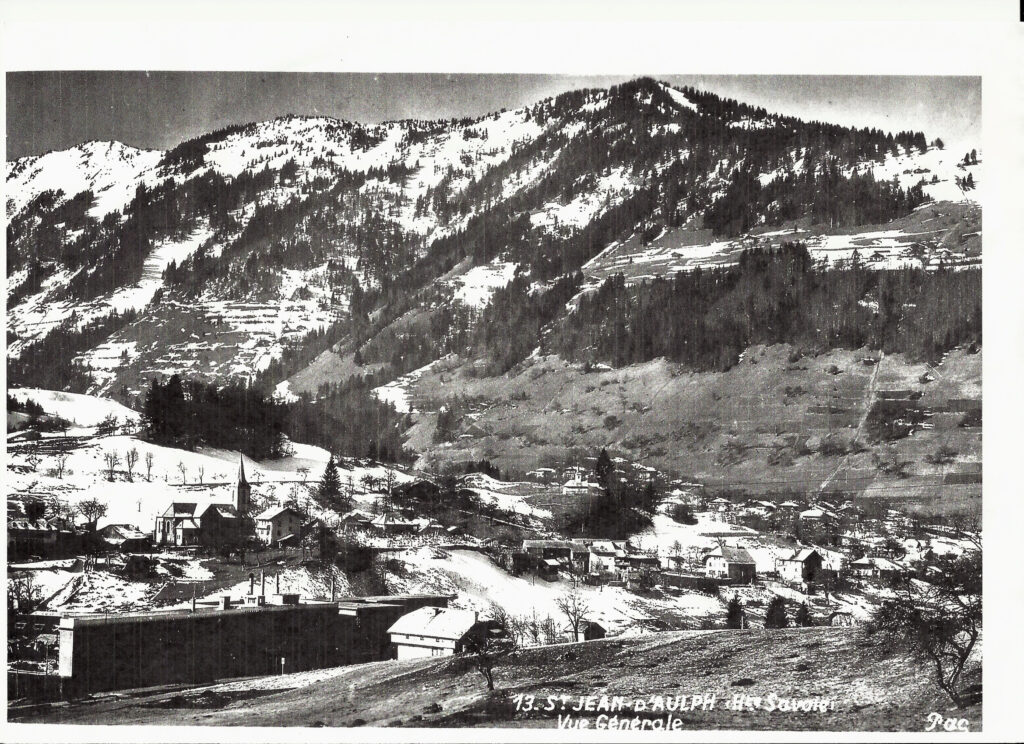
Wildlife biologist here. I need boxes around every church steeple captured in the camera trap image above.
[235,454,251,513]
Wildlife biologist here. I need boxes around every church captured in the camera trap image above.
[154,456,252,547]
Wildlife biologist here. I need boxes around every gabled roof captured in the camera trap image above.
[162,502,198,518]
[704,545,756,565]
[780,548,821,563]
[196,503,239,520]
[387,607,480,640]
[256,505,302,522]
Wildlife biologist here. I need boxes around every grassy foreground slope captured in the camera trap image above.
[18,627,981,731]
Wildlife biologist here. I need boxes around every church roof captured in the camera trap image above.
[238,454,249,486]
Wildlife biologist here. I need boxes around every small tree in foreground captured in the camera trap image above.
[795,602,813,627]
[726,594,745,629]
[77,498,108,528]
[462,625,516,691]
[868,547,981,707]
[765,596,789,628]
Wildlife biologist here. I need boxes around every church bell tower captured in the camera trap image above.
[236,455,251,514]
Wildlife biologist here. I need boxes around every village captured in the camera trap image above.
[6,388,980,707]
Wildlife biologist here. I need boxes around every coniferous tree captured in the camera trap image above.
[795,602,813,627]
[594,448,614,490]
[726,595,745,629]
[317,456,344,509]
[765,596,789,628]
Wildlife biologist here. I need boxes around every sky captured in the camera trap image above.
[6,72,981,160]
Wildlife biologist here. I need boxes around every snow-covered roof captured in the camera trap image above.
[256,505,301,522]
[780,548,820,563]
[195,503,238,520]
[704,545,756,565]
[387,607,480,641]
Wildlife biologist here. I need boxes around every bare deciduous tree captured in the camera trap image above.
[197,466,205,485]
[177,461,187,484]
[125,447,139,481]
[77,498,108,527]
[869,546,981,707]
[54,452,69,479]
[555,586,591,642]
[145,451,154,481]
[103,450,121,481]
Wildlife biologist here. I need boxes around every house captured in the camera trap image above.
[707,497,734,513]
[387,607,505,659]
[369,514,418,535]
[562,476,601,496]
[98,524,153,553]
[703,545,757,583]
[522,539,573,561]
[154,455,250,547]
[850,556,905,580]
[339,510,375,530]
[776,548,823,585]
[540,558,564,580]
[255,505,304,546]
[587,541,618,574]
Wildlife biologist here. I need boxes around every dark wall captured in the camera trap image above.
[60,596,449,696]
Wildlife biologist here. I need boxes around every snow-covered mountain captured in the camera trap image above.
[6,77,981,402]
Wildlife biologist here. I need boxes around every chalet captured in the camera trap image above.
[850,556,905,580]
[98,524,153,553]
[522,539,573,561]
[255,505,304,546]
[623,554,661,571]
[387,607,505,659]
[707,497,734,513]
[339,510,375,530]
[703,545,757,583]
[154,456,250,547]
[776,548,823,585]
[799,508,838,522]
[369,514,418,535]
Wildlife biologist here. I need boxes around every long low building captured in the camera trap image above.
[56,593,451,697]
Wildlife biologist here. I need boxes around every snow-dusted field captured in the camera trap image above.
[389,547,723,636]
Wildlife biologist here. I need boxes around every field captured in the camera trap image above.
[14,627,981,731]
[396,345,981,518]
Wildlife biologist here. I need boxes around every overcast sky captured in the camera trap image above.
[6,72,980,160]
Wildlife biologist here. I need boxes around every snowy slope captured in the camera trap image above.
[5,140,162,219]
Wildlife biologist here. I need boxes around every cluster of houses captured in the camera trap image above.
[511,538,660,582]
[338,510,462,540]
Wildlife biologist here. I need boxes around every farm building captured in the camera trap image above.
[7,517,83,560]
[703,545,757,583]
[522,539,573,561]
[386,607,504,660]
[98,524,153,553]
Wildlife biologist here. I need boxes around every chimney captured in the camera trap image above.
[261,570,266,596]
[275,573,280,594]
[331,576,336,602]
[249,573,255,595]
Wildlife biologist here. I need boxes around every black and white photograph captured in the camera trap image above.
[3,2,1021,740]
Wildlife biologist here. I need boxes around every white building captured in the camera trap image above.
[387,607,501,659]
